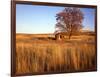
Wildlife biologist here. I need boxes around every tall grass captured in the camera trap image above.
[16,40,96,74]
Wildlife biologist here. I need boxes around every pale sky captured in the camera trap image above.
[16,4,95,34]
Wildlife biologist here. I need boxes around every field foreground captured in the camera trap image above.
[16,34,96,75]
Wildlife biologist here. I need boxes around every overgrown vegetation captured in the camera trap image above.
[16,34,96,74]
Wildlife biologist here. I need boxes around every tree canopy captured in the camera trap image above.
[55,7,84,39]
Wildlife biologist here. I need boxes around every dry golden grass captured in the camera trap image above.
[16,34,96,75]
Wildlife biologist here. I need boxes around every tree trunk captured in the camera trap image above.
[68,25,73,39]
[69,32,72,39]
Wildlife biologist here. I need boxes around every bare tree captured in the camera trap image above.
[55,7,84,39]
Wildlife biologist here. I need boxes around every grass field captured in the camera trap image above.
[16,33,96,75]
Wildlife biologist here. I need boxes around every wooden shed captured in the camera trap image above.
[55,32,68,40]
